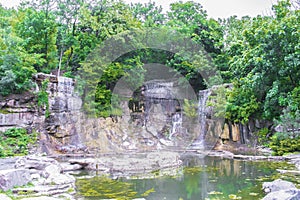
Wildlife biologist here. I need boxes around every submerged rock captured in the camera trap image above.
[285,154,300,171]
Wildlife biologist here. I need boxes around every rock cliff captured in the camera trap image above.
[0,74,265,155]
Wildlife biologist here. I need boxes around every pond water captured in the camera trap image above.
[75,153,297,200]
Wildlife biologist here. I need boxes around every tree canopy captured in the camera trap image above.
[0,0,299,131]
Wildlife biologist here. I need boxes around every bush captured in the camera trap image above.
[0,128,37,157]
[269,107,300,155]
[269,132,300,156]
[256,128,269,146]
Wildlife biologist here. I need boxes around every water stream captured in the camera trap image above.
[189,89,212,150]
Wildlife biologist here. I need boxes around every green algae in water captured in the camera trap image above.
[75,156,300,200]
[76,176,154,200]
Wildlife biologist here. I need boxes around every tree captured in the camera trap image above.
[225,0,300,122]
[130,1,165,27]
[15,8,58,73]
[167,1,223,56]
[0,6,37,95]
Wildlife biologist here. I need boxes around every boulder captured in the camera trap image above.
[44,172,75,185]
[262,189,300,200]
[263,179,296,193]
[69,151,182,172]
[0,194,12,200]
[60,163,83,171]
[42,164,62,178]
[0,169,31,191]
[15,155,61,171]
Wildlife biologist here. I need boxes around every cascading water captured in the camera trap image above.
[190,89,212,149]
[57,76,74,95]
[169,112,182,140]
[142,80,180,135]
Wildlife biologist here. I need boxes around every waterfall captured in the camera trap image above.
[190,89,212,149]
[57,76,74,96]
[169,112,182,140]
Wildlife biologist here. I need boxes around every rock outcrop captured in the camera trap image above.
[262,179,300,200]
[68,151,182,174]
[0,73,266,155]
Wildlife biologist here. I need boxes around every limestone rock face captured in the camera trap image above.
[232,124,240,142]
[220,123,230,139]
[0,74,264,154]
[0,169,31,191]
[0,92,39,132]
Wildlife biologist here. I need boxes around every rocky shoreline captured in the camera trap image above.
[0,151,182,200]
[0,150,300,200]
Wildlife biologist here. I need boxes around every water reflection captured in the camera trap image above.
[76,154,295,200]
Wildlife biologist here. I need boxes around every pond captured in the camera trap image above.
[74,153,297,200]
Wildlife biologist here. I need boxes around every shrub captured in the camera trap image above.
[0,128,38,157]
[269,132,300,156]
[256,128,269,146]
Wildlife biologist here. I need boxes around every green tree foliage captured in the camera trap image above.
[15,8,58,73]
[130,1,165,27]
[167,1,223,56]
[0,0,299,153]
[226,78,260,124]
[166,1,224,89]
[0,5,37,95]
[225,0,300,123]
